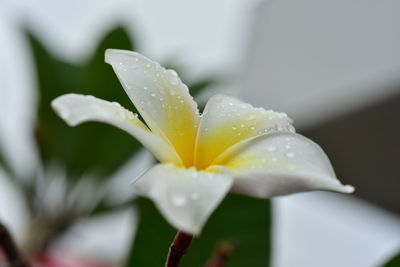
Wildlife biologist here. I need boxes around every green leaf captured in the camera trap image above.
[127,195,271,267]
[383,253,400,267]
[28,27,141,179]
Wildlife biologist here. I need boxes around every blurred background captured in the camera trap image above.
[0,0,399,266]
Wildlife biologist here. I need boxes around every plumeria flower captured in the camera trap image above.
[51,49,354,235]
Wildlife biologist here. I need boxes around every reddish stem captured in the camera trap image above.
[165,231,193,267]
[0,222,28,267]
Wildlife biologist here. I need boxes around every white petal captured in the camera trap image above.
[105,49,199,166]
[134,164,233,235]
[51,94,182,165]
[221,132,354,198]
[194,94,294,169]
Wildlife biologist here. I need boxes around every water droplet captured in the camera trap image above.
[60,110,70,119]
[143,86,148,90]
[171,193,187,207]
[190,192,199,200]
[151,93,156,97]
[287,164,297,170]
[286,152,295,158]
[169,89,176,96]
[146,63,151,68]
[266,146,276,152]
[240,124,245,128]
[232,127,237,130]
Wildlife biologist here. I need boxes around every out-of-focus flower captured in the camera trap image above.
[52,49,354,235]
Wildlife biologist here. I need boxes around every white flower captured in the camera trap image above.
[51,49,354,235]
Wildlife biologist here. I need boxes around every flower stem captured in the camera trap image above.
[165,231,193,267]
[0,222,28,267]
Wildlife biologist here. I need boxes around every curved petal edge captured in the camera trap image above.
[133,164,233,235]
[51,94,182,165]
[222,132,354,198]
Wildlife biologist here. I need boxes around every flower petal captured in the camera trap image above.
[105,49,199,167]
[194,94,294,170]
[133,164,233,235]
[51,94,182,165]
[220,132,354,198]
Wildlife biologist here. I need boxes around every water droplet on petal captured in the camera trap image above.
[60,110,70,119]
[266,146,276,152]
[286,152,295,158]
[151,93,156,97]
[190,192,199,200]
[171,193,187,207]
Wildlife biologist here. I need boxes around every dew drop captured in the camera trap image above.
[190,192,199,200]
[143,86,148,90]
[146,63,151,68]
[287,164,297,170]
[286,152,295,158]
[151,93,156,97]
[171,193,187,207]
[266,146,276,152]
[232,127,237,130]
[60,110,70,119]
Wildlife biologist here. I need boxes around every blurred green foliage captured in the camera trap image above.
[128,195,271,267]
[383,253,400,267]
[29,27,141,180]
